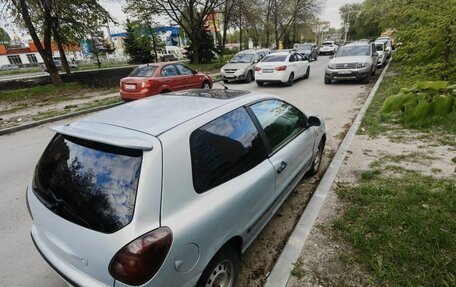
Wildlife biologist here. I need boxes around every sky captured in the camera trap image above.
[1,0,363,39]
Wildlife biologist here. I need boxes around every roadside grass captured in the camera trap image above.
[358,63,456,145]
[0,67,41,76]
[333,172,456,287]
[187,54,234,74]
[0,82,87,103]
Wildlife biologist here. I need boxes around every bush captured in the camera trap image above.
[381,81,455,127]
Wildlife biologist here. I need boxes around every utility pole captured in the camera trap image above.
[344,10,360,42]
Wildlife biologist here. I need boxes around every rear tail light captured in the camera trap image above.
[255,67,261,71]
[109,227,173,285]
[275,65,287,71]
[141,80,153,88]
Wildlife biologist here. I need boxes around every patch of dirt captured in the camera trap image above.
[286,129,456,287]
[0,92,120,129]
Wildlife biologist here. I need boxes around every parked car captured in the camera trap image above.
[220,49,269,83]
[160,54,178,62]
[27,89,326,287]
[0,64,20,71]
[120,63,212,101]
[375,37,393,58]
[374,41,387,67]
[319,41,338,55]
[294,43,318,61]
[41,60,78,72]
[254,51,310,86]
[325,42,378,84]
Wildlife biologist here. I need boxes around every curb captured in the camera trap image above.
[0,101,123,136]
[264,59,392,287]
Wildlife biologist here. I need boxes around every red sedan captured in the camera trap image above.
[120,62,213,101]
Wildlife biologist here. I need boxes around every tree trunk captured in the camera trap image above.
[192,43,200,64]
[15,0,62,86]
[57,41,71,75]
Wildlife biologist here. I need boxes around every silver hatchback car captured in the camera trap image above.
[27,89,326,287]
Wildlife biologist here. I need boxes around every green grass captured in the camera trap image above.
[333,173,456,286]
[186,54,234,74]
[0,67,41,76]
[0,82,87,103]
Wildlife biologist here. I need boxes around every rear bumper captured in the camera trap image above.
[255,71,288,83]
[120,89,157,101]
[31,228,111,287]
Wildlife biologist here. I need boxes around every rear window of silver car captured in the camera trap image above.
[190,107,267,193]
[129,66,158,77]
[33,134,142,233]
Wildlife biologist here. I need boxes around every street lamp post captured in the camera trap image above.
[344,10,360,42]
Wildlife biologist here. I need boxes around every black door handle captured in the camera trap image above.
[277,161,287,174]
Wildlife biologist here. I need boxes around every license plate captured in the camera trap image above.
[125,84,136,90]
[262,69,274,73]
[338,70,352,75]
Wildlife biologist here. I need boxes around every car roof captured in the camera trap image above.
[74,89,261,137]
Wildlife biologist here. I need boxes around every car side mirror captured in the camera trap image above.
[308,116,321,127]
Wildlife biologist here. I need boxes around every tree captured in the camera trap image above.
[0,27,10,45]
[185,29,216,63]
[151,0,225,64]
[123,19,154,64]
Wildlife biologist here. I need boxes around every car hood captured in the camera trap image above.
[329,56,371,64]
[222,63,251,70]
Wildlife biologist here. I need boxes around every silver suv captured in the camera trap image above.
[220,49,269,83]
[325,42,378,84]
[28,89,326,287]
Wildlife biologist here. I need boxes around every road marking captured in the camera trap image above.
[264,59,392,287]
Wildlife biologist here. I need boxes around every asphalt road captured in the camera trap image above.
[0,56,370,286]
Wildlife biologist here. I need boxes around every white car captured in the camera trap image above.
[254,51,310,86]
[374,41,387,67]
[319,41,338,55]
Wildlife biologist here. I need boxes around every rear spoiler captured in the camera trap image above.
[50,121,154,151]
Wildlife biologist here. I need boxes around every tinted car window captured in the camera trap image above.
[32,134,142,233]
[250,100,307,151]
[129,66,158,77]
[176,64,194,75]
[190,108,267,193]
[375,44,384,51]
[161,65,180,77]
[262,54,288,62]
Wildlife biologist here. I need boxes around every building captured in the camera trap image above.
[0,40,82,67]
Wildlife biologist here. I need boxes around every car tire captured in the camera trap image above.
[256,80,264,87]
[202,81,211,89]
[223,80,229,84]
[245,71,253,83]
[286,72,294,86]
[196,246,240,287]
[324,76,331,85]
[307,140,324,176]
[362,72,372,84]
[161,89,171,93]
[304,67,310,79]
[371,66,376,76]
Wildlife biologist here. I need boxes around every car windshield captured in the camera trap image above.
[129,66,158,77]
[33,134,143,234]
[375,44,384,51]
[262,54,287,62]
[322,42,333,46]
[336,46,370,57]
[230,53,254,63]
